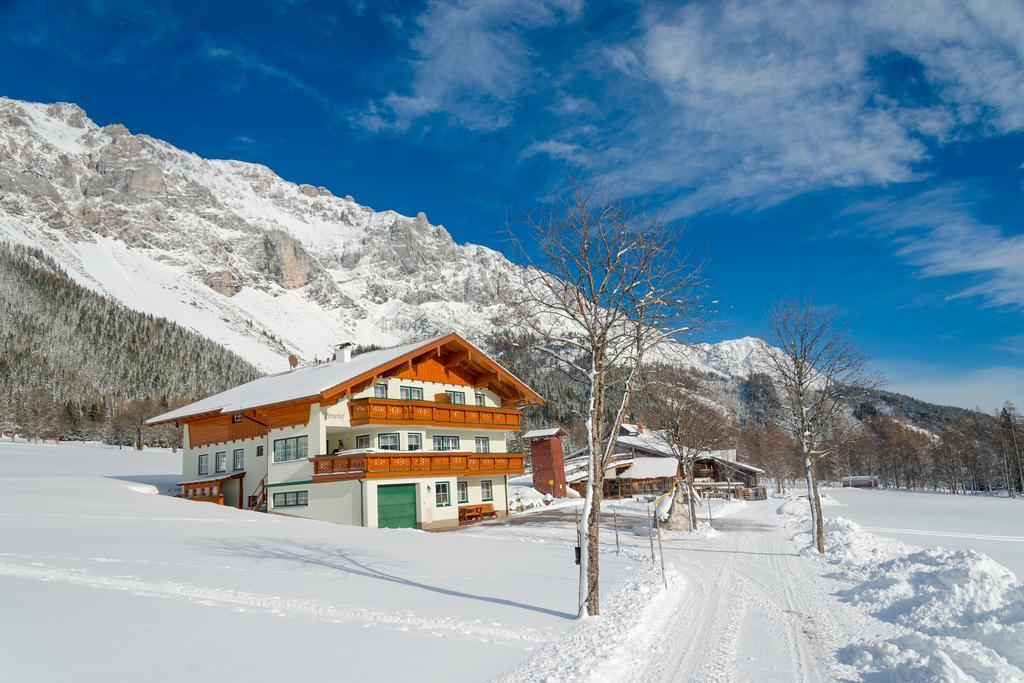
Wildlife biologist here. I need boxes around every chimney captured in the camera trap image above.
[636,420,644,434]
[333,342,353,363]
[526,428,568,498]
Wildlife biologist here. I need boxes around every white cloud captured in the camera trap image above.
[846,187,1024,309]
[585,0,1024,212]
[880,359,1024,413]
[366,0,1024,218]
[368,0,583,132]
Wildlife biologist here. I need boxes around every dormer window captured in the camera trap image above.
[374,382,387,398]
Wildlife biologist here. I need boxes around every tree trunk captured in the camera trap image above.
[578,365,603,618]
[803,448,816,534]
[811,467,826,553]
[686,462,698,527]
[586,482,602,615]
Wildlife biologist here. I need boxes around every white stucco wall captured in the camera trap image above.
[456,474,509,512]
[181,428,269,502]
[266,422,314,486]
[268,480,362,525]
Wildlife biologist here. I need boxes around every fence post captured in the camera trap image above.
[656,515,667,589]
[649,507,656,562]
[613,508,620,555]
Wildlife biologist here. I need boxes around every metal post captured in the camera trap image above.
[656,515,667,589]
[649,507,656,562]
[613,508,620,555]
[707,497,713,527]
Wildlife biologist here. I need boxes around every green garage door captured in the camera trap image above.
[377,484,417,529]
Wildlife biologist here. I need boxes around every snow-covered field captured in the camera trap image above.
[3,442,1022,682]
[0,442,645,681]
[824,485,1024,577]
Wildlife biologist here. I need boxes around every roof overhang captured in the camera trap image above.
[147,332,544,427]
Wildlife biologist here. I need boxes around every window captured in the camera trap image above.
[256,445,264,457]
[433,435,459,451]
[446,390,466,405]
[407,433,422,451]
[198,454,209,476]
[475,392,486,407]
[435,481,451,507]
[232,413,242,423]
[215,451,226,473]
[475,437,490,454]
[400,385,424,401]
[374,382,388,398]
[233,448,244,471]
[378,433,400,451]
[481,480,493,502]
[355,435,371,449]
[272,490,308,508]
[272,435,308,462]
[457,481,469,504]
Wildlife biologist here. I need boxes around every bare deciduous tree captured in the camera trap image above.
[645,388,731,530]
[761,298,879,554]
[505,181,707,617]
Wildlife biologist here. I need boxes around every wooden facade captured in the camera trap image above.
[348,397,522,431]
[312,450,526,482]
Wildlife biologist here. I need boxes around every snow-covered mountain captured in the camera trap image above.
[0,96,775,380]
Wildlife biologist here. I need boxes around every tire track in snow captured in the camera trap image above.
[0,559,548,645]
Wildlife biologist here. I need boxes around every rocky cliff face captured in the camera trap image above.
[1,97,782,386]
[0,97,515,371]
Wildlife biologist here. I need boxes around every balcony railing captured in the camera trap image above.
[348,397,521,431]
[311,450,526,481]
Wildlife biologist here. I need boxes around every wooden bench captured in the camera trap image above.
[458,503,497,523]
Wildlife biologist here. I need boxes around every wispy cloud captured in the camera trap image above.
[363,0,582,132]
[201,43,331,107]
[846,186,1024,309]
[592,0,1024,212]
[372,0,1024,213]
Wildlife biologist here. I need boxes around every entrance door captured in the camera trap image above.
[377,484,417,529]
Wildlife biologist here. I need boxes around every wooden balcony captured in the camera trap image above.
[311,450,526,482]
[348,397,522,431]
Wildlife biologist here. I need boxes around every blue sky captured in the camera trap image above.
[2,0,1022,411]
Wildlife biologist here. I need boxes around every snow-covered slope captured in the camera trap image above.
[0,97,778,379]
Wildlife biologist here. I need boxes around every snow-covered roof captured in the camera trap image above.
[615,432,676,457]
[706,449,737,463]
[618,457,679,480]
[150,336,446,424]
[714,458,764,475]
[178,471,245,486]
[522,428,567,440]
[149,333,542,425]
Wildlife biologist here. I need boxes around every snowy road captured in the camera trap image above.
[466,499,897,682]
[620,502,900,683]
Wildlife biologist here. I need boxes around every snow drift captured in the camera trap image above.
[778,495,1024,681]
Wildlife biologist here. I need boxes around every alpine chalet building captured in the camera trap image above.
[147,333,543,530]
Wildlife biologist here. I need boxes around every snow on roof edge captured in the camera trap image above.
[147,332,542,425]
